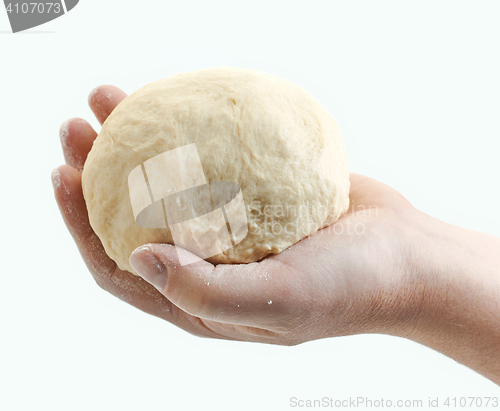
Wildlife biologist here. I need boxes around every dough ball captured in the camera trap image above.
[82,67,350,275]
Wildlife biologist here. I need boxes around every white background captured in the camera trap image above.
[1,1,500,410]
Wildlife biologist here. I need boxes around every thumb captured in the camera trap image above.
[129,243,300,329]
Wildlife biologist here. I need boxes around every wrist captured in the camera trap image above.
[392,210,500,382]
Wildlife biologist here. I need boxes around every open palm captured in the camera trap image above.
[53,86,417,346]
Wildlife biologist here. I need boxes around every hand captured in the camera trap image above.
[53,85,500,383]
[52,84,416,343]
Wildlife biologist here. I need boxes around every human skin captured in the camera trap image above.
[52,85,500,385]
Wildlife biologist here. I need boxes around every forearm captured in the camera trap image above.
[399,213,500,384]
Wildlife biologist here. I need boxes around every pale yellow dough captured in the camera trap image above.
[82,67,350,275]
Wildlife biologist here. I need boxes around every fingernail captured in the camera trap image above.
[129,245,168,291]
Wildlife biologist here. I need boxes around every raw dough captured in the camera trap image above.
[82,67,350,275]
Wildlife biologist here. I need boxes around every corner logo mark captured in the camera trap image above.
[4,1,79,33]
[128,144,248,266]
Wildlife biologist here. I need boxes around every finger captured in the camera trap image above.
[88,85,127,125]
[129,244,305,330]
[52,164,117,275]
[59,118,97,172]
[51,165,230,340]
